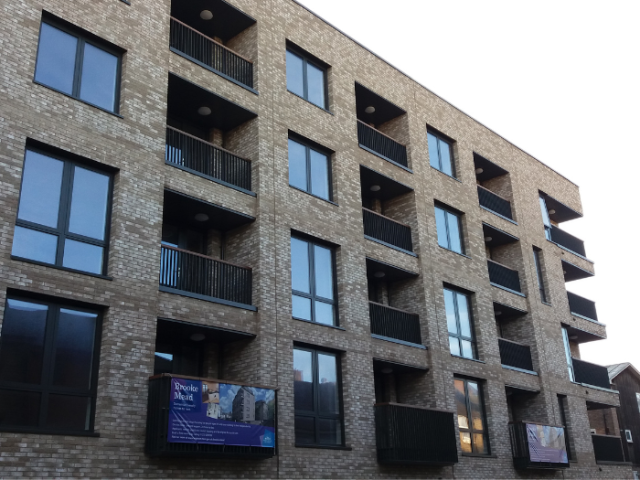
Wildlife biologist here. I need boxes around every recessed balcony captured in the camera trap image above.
[477,185,513,220]
[488,260,522,294]
[369,302,421,346]
[591,434,626,464]
[498,338,534,372]
[572,358,611,389]
[549,226,586,258]
[170,0,256,90]
[567,291,598,322]
[474,154,515,221]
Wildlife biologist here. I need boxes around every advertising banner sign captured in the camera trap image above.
[526,423,568,464]
[168,378,275,448]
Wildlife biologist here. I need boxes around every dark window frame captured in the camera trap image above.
[435,203,465,254]
[427,128,456,177]
[291,235,339,326]
[455,377,490,455]
[286,43,329,110]
[293,345,344,447]
[34,14,123,114]
[12,144,114,276]
[445,287,477,360]
[557,394,574,460]
[0,294,103,436]
[287,133,334,202]
[533,247,548,303]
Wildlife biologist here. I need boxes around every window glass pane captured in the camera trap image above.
[290,238,310,293]
[154,352,173,375]
[446,212,462,253]
[427,133,440,169]
[34,23,77,95]
[307,62,326,108]
[444,289,458,334]
[286,50,304,97]
[317,353,338,414]
[68,167,109,240]
[293,349,313,411]
[12,226,58,264]
[62,239,103,274]
[309,149,330,200]
[435,207,449,248]
[294,415,315,444]
[539,196,551,227]
[456,294,472,337]
[292,295,311,321]
[314,301,334,326]
[0,300,48,384]
[45,395,90,431]
[473,433,487,454]
[467,381,484,431]
[0,389,41,427]
[52,309,97,389]
[288,139,308,191]
[18,150,64,228]
[460,431,472,453]
[449,336,460,356]
[454,379,468,428]
[636,392,640,414]
[313,245,333,300]
[79,43,118,111]
[439,140,453,176]
[461,340,474,359]
[318,418,341,445]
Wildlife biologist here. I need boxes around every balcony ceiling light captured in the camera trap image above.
[484,236,492,242]
[475,168,484,174]
[548,209,556,215]
[190,333,206,342]
[195,213,209,222]
[381,367,393,374]
[569,335,578,341]
[373,271,385,278]
[369,185,381,192]
[200,10,214,20]
[495,311,502,316]
[364,106,376,114]
[198,106,212,116]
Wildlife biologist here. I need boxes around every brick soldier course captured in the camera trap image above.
[0,0,632,478]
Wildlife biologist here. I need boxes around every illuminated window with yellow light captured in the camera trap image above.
[454,378,489,454]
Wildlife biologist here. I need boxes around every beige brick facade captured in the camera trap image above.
[0,0,631,478]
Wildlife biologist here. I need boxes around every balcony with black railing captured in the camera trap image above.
[510,422,569,470]
[592,434,626,464]
[477,185,514,220]
[159,245,253,310]
[374,403,458,466]
[549,225,586,257]
[488,260,522,294]
[567,291,598,322]
[369,302,421,345]
[572,358,611,389]
[357,121,408,168]
[166,127,252,192]
[498,338,534,372]
[363,208,413,253]
[169,17,254,90]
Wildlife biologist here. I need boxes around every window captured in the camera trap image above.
[454,378,489,454]
[12,147,112,275]
[428,130,454,176]
[444,288,476,359]
[636,392,640,414]
[561,327,575,382]
[34,17,121,113]
[291,236,336,326]
[539,195,552,240]
[533,247,548,303]
[436,205,464,254]
[0,296,101,434]
[286,46,327,109]
[288,136,332,201]
[293,347,342,446]
[625,429,633,443]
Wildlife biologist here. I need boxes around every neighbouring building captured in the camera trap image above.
[0,0,632,477]
[608,363,640,476]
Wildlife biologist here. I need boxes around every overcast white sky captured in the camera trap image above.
[295,0,640,368]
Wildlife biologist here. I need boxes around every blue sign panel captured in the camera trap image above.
[168,378,275,448]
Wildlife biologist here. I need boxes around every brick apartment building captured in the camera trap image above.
[0,0,633,477]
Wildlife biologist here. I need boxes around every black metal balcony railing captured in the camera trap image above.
[510,422,569,470]
[498,338,534,372]
[488,260,522,293]
[549,225,586,257]
[369,302,422,345]
[363,208,413,252]
[170,17,254,89]
[159,245,252,307]
[567,291,598,322]
[374,403,458,466]
[477,185,513,220]
[165,127,252,191]
[592,434,625,464]
[572,358,611,389]
[357,120,408,168]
